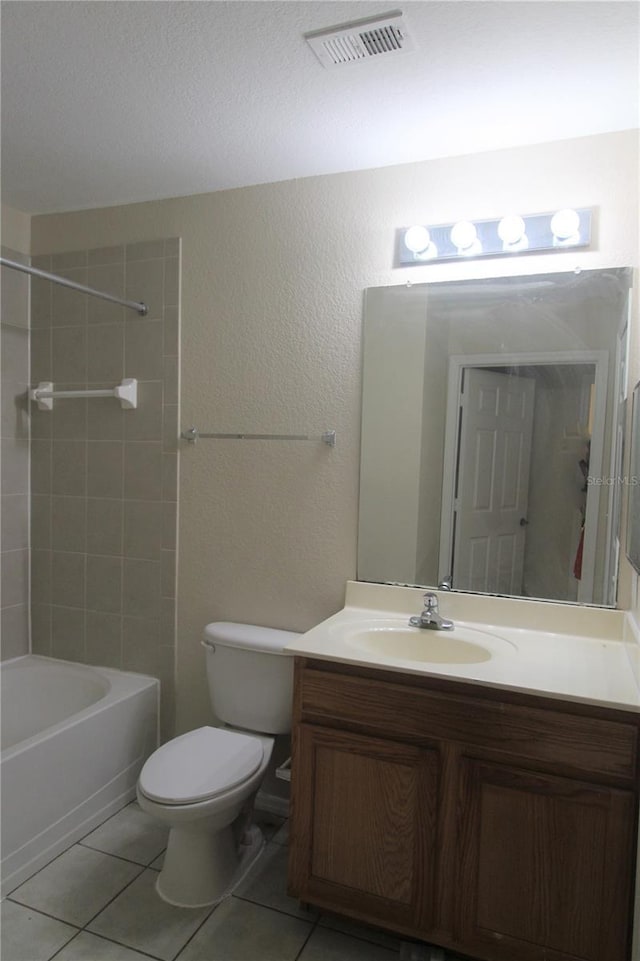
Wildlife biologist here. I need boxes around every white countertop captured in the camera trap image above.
[286,582,640,712]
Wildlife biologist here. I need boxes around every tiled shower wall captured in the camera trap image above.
[1,247,30,660]
[30,239,180,737]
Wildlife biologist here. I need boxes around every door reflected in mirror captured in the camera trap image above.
[359,268,632,606]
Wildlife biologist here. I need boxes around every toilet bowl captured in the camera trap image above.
[137,726,273,907]
[136,622,296,908]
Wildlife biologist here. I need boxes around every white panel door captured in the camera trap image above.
[453,368,536,594]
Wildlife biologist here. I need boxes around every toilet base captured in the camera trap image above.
[155,823,265,909]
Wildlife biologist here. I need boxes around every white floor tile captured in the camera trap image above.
[149,850,165,871]
[81,801,168,866]
[175,896,312,961]
[88,869,211,961]
[9,845,143,927]
[234,843,317,920]
[1,900,77,961]
[319,913,400,951]
[299,926,398,961]
[52,930,160,961]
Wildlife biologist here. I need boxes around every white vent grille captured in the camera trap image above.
[305,11,415,69]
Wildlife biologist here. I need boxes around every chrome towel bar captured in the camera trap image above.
[181,427,336,446]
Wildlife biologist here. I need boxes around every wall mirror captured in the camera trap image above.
[626,381,640,575]
[359,267,632,607]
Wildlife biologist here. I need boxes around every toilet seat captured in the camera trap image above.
[138,726,264,805]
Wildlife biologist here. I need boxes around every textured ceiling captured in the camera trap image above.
[1,1,638,214]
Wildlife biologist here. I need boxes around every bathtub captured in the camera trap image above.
[1,655,159,895]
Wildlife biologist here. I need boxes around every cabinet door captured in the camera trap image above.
[289,723,440,931]
[456,758,635,961]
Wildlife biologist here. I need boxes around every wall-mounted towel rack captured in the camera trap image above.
[0,256,148,316]
[30,379,138,411]
[181,427,336,446]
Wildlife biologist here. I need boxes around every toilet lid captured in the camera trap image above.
[139,726,264,804]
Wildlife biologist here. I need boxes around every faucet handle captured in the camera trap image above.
[423,592,439,612]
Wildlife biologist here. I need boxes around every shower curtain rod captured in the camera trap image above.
[0,256,149,316]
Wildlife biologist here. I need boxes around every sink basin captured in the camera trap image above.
[340,619,516,665]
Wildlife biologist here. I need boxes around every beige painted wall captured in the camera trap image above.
[31,129,639,734]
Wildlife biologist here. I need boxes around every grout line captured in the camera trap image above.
[76,839,165,870]
[48,927,166,961]
[167,901,220,961]
[293,915,321,961]
[5,896,82,933]
[81,862,146,928]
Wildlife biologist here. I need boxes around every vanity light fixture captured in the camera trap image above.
[396,207,592,266]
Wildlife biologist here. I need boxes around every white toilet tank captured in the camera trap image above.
[202,622,298,734]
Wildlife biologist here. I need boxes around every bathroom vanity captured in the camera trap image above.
[286,583,640,961]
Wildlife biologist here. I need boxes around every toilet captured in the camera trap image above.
[136,621,297,908]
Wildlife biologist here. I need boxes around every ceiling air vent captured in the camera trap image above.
[305,10,415,70]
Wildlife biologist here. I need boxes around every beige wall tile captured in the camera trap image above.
[126,240,165,262]
[162,405,178,452]
[124,320,163,381]
[163,259,179,308]
[31,549,52,605]
[87,498,123,555]
[51,551,86,608]
[87,263,126,326]
[31,275,52,328]
[87,397,124,440]
[124,382,163,442]
[52,326,87,383]
[52,440,87,496]
[51,268,88,327]
[163,306,179,355]
[2,323,29,384]
[160,549,176,599]
[86,555,123,613]
[31,495,52,549]
[24,237,178,735]
[1,438,29,494]
[87,325,124,383]
[124,501,162,559]
[87,441,123,498]
[161,454,177,502]
[1,376,29,441]
[1,262,29,328]
[161,502,177,551]
[51,250,87,270]
[1,604,29,660]
[86,611,122,668]
[123,558,161,619]
[125,259,163,320]
[51,495,86,551]
[52,397,88,439]
[88,245,124,267]
[52,606,86,660]
[31,604,52,654]
[124,443,163,500]
[1,549,28,608]
[31,405,53,439]
[31,328,52,383]
[2,493,29,550]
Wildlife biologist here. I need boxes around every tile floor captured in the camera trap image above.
[2,802,466,961]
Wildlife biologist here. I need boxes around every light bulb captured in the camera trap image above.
[550,208,580,243]
[449,220,482,254]
[498,214,526,247]
[404,225,431,254]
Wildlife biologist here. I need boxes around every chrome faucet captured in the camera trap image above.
[409,592,454,631]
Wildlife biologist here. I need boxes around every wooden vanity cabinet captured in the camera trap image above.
[288,657,640,961]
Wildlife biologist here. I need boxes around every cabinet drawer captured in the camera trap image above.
[297,666,638,781]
